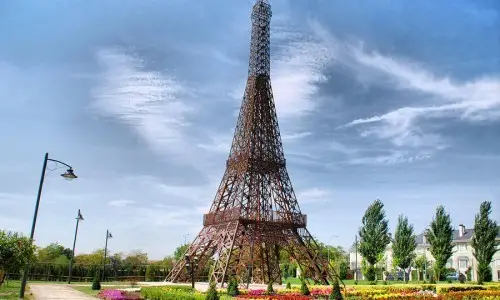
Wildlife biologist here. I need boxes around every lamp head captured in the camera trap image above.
[77,210,84,221]
[61,168,78,180]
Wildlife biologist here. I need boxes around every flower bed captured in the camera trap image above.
[97,289,143,300]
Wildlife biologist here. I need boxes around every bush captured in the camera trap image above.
[205,281,219,300]
[92,271,101,290]
[329,279,343,300]
[267,281,274,295]
[286,281,291,289]
[300,280,309,296]
[227,277,239,296]
[364,265,376,282]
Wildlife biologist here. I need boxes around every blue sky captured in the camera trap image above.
[0,0,499,260]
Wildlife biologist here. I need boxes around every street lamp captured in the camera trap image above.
[185,254,197,289]
[19,152,78,298]
[183,234,190,245]
[327,235,339,267]
[102,230,113,281]
[68,209,84,284]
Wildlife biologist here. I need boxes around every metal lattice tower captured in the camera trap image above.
[166,0,332,286]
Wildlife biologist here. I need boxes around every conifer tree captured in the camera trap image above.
[358,199,391,281]
[425,206,453,281]
[471,201,499,284]
[392,215,417,282]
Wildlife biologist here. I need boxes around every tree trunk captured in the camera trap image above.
[0,269,5,287]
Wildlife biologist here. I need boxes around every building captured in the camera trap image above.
[349,225,500,281]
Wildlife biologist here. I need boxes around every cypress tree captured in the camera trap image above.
[358,199,391,281]
[426,206,453,281]
[471,201,500,284]
[392,215,417,282]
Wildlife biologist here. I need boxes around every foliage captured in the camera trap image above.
[174,244,190,261]
[205,281,220,300]
[299,279,309,295]
[92,271,101,290]
[425,205,453,281]
[266,281,274,295]
[471,201,500,285]
[358,199,390,281]
[36,243,72,262]
[392,215,417,282]
[75,249,106,266]
[286,281,291,289]
[413,255,427,281]
[0,230,36,286]
[227,277,240,296]
[123,250,148,266]
[141,286,204,300]
[330,279,343,300]
[145,264,161,282]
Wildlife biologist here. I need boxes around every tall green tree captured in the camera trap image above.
[425,206,453,281]
[358,199,391,281]
[471,201,500,284]
[0,230,36,286]
[392,215,417,282]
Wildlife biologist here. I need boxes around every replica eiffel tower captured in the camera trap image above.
[166,0,332,286]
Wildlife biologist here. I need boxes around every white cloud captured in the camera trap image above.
[296,187,332,204]
[108,199,136,208]
[92,48,194,156]
[347,150,431,165]
[282,131,312,141]
[271,25,333,119]
[310,21,500,159]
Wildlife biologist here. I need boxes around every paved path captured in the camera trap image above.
[30,284,96,300]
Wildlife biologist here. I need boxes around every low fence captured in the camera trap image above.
[7,263,173,282]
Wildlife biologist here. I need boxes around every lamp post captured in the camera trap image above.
[19,152,77,298]
[102,230,113,281]
[68,209,84,284]
[185,254,197,289]
[327,235,338,281]
[355,235,358,281]
[183,234,190,245]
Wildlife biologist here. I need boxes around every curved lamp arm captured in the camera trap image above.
[47,158,73,169]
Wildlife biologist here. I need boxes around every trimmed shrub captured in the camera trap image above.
[205,281,219,300]
[267,281,274,295]
[286,281,291,289]
[300,279,309,296]
[227,277,240,296]
[329,279,343,300]
[91,271,101,290]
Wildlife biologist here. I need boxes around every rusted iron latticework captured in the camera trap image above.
[166,0,333,286]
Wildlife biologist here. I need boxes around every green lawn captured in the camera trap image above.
[0,281,34,300]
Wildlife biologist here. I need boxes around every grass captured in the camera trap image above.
[0,280,34,300]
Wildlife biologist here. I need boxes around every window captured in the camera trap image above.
[458,244,466,252]
[459,259,468,269]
